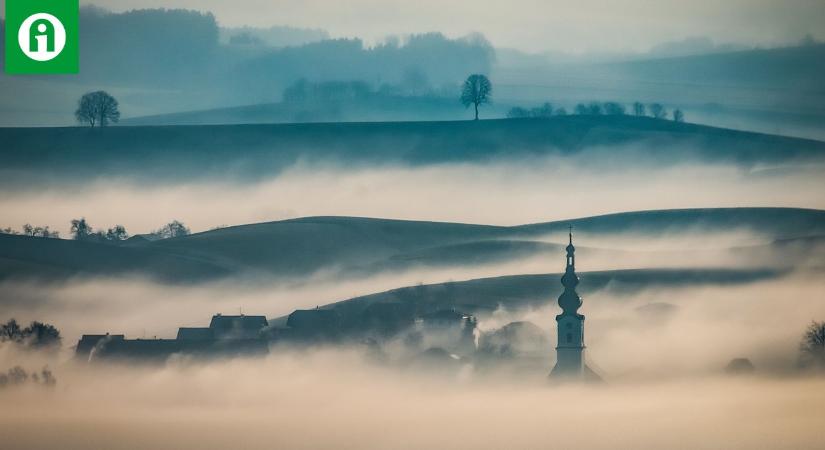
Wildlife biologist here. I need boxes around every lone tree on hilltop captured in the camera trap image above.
[75,91,120,128]
[633,102,646,116]
[460,74,492,120]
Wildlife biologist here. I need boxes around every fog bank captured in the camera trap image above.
[2,158,822,236]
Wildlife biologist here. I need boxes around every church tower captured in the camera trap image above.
[550,228,599,380]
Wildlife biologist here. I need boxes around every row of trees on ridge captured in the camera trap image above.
[1,219,192,242]
[507,100,684,121]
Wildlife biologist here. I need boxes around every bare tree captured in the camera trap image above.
[649,103,668,119]
[633,102,646,116]
[460,74,492,120]
[800,321,825,369]
[75,91,120,128]
[673,109,685,123]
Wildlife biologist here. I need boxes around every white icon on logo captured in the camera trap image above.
[18,13,67,62]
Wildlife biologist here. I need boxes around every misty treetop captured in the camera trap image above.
[0,366,57,389]
[800,321,825,370]
[0,319,61,351]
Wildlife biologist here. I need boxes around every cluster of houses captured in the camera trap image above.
[75,307,482,363]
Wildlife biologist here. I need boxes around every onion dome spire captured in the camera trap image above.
[558,225,582,315]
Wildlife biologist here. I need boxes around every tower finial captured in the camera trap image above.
[568,224,573,244]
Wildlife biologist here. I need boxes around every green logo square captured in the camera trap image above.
[5,0,79,74]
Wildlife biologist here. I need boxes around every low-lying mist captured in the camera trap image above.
[2,268,822,373]
[1,155,823,236]
[2,345,825,449]
[2,253,823,449]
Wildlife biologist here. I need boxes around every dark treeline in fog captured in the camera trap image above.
[75,7,492,103]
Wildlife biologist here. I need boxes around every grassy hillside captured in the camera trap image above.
[0,208,822,282]
[281,266,783,328]
[121,96,511,126]
[2,116,824,186]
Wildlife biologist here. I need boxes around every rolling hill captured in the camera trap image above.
[272,267,784,329]
[0,208,822,282]
[2,116,825,186]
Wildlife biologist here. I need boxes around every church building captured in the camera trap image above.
[550,229,601,381]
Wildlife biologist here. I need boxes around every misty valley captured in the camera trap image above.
[2,2,825,450]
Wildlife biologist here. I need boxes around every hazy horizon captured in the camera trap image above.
[70,0,825,54]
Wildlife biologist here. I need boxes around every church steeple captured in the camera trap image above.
[550,225,597,381]
[558,226,583,316]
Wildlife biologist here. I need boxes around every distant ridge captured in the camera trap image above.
[2,116,824,185]
[0,207,822,282]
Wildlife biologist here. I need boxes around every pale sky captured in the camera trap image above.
[78,0,825,53]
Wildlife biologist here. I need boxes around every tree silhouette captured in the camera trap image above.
[75,91,120,128]
[632,102,646,116]
[70,218,93,240]
[0,319,23,343]
[460,74,492,120]
[649,103,668,119]
[506,107,529,119]
[673,109,685,122]
[587,102,603,115]
[21,224,59,238]
[603,102,626,115]
[0,319,61,351]
[153,220,191,239]
[23,322,61,350]
[800,321,825,369]
[105,225,129,241]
